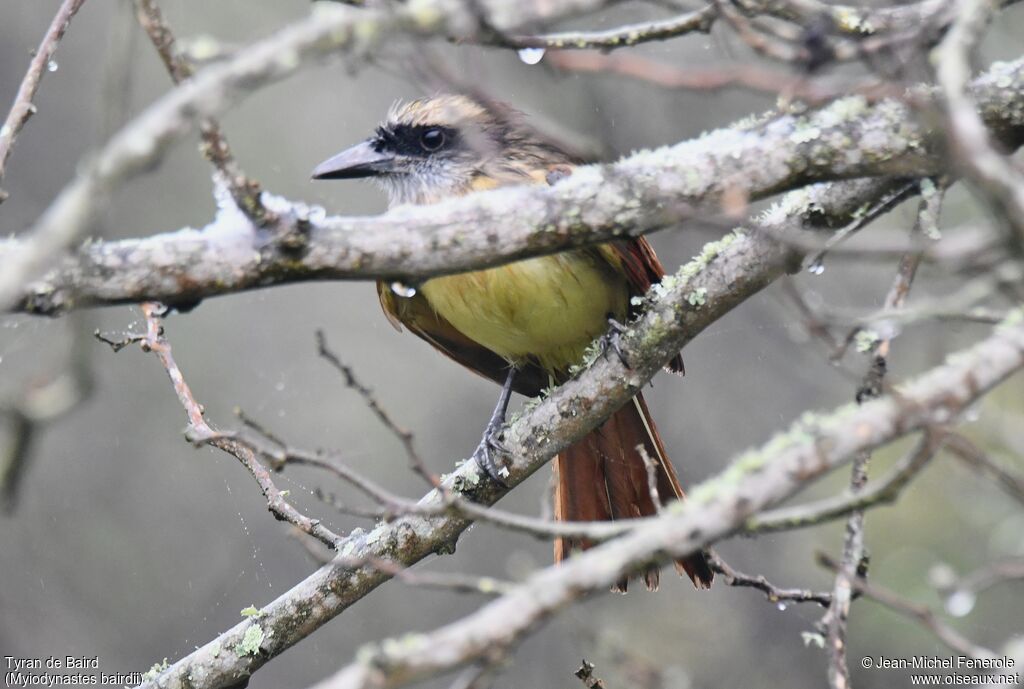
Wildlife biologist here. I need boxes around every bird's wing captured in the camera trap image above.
[377,282,549,396]
[374,162,564,395]
[596,238,685,374]
[378,161,680,386]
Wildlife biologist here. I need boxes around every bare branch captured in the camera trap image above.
[747,430,945,533]
[508,6,716,50]
[935,0,1024,246]
[818,554,999,660]
[315,331,438,488]
[945,433,1024,505]
[546,50,894,104]
[707,551,833,607]
[0,0,87,201]
[102,304,344,549]
[131,0,274,227]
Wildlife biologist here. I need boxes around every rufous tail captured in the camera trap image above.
[553,392,714,591]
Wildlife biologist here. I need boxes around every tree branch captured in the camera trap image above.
[7,55,1024,316]
[0,0,87,201]
[308,314,1024,689]
[0,0,614,311]
[133,169,1024,688]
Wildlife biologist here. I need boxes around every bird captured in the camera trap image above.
[312,95,713,591]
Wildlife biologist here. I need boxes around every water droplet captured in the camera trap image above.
[928,562,957,589]
[776,601,788,611]
[390,281,417,298]
[517,47,546,65]
[807,261,825,275]
[47,59,58,72]
[945,590,976,617]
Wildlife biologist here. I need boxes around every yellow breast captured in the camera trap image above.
[420,250,629,374]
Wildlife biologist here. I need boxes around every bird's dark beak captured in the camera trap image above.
[311,141,394,180]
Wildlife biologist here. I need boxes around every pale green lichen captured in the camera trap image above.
[477,577,500,594]
[855,329,880,353]
[141,659,169,682]
[381,633,430,658]
[917,178,942,239]
[240,606,265,618]
[686,406,856,506]
[565,231,746,376]
[829,95,869,121]
[453,461,481,490]
[235,625,265,656]
[790,126,822,144]
[686,288,708,307]
[761,187,825,226]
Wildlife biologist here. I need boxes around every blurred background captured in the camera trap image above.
[1,2,1022,688]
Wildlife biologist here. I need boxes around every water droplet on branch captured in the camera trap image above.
[945,590,976,617]
[517,47,546,65]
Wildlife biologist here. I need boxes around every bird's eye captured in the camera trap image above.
[419,128,446,152]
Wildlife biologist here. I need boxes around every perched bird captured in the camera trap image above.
[313,95,713,590]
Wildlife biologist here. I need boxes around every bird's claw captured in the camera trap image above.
[472,427,509,487]
[600,317,631,369]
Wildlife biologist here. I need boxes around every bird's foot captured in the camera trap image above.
[471,367,516,487]
[599,317,631,369]
[472,422,510,487]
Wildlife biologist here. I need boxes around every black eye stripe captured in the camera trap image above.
[374,125,455,156]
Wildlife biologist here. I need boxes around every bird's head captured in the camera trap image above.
[312,94,571,206]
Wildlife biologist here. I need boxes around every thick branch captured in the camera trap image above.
[5,56,1024,315]
[0,0,611,311]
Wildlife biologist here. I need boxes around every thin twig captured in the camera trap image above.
[748,431,945,533]
[0,0,88,201]
[131,0,274,227]
[818,553,998,660]
[98,304,342,549]
[945,433,1024,505]
[342,556,515,596]
[707,551,833,607]
[938,559,1024,600]
[1,313,94,513]
[823,186,942,687]
[546,50,895,105]
[508,6,716,50]
[316,331,439,487]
